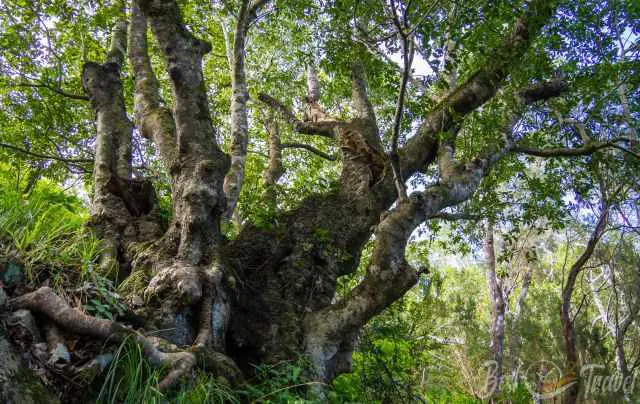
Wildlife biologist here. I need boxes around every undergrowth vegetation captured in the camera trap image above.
[97,336,326,403]
[0,166,525,403]
[2,165,636,403]
[0,167,371,402]
[0,167,490,402]
[0,165,100,287]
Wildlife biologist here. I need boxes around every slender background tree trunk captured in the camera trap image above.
[485,222,506,397]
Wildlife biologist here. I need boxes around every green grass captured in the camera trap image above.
[0,179,102,286]
[96,337,315,404]
[0,168,490,404]
[97,336,163,404]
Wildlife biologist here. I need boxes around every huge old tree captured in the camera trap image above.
[0,0,638,400]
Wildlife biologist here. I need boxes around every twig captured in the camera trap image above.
[281,142,336,161]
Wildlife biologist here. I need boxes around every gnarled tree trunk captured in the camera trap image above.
[4,0,573,398]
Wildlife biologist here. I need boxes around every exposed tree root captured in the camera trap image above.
[8,287,241,392]
[194,264,223,348]
[194,287,213,347]
[10,287,120,338]
[143,260,229,350]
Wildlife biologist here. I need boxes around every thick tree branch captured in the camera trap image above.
[518,78,568,104]
[350,61,377,123]
[128,3,177,168]
[223,0,272,221]
[305,137,508,381]
[437,129,459,182]
[106,21,128,66]
[436,77,569,186]
[511,138,631,158]
[258,93,338,138]
[82,17,136,273]
[305,75,569,360]
[138,0,229,264]
[138,0,225,161]
[303,63,333,123]
[441,4,458,97]
[306,63,321,104]
[84,20,132,181]
[400,0,559,178]
[262,112,283,205]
